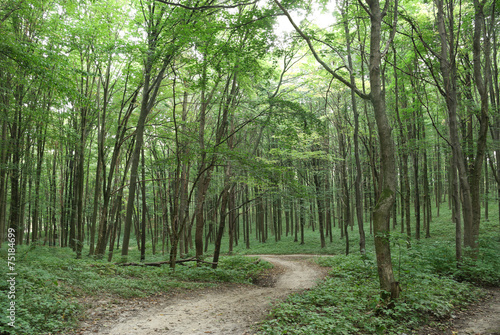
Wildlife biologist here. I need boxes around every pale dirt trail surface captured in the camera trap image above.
[80,254,328,335]
[417,287,500,335]
[452,288,500,335]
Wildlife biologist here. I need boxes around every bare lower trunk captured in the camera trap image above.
[451,155,462,263]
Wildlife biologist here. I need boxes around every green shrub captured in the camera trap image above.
[454,237,500,286]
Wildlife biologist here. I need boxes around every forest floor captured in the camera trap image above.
[71,254,329,335]
[417,287,500,335]
[66,254,500,335]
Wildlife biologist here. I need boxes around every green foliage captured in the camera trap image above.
[171,256,273,284]
[405,219,500,287]
[0,247,81,335]
[455,237,500,286]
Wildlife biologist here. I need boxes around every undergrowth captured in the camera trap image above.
[257,208,499,335]
[258,253,482,335]
[0,246,271,335]
[1,203,498,334]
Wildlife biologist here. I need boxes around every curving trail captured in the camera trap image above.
[418,287,500,335]
[84,255,327,335]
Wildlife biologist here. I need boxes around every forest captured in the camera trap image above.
[0,0,499,334]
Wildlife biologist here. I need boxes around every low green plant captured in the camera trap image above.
[454,237,500,286]
[0,247,81,334]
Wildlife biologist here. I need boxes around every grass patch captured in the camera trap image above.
[229,227,373,256]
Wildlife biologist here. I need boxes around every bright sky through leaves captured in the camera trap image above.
[275,0,336,35]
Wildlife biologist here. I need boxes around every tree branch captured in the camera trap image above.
[154,0,258,10]
[380,0,398,59]
[357,0,372,17]
[273,0,370,100]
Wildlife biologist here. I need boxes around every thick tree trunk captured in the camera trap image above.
[469,0,491,258]
[451,155,462,263]
[435,0,474,258]
[275,0,397,298]
[212,172,233,268]
[367,0,397,297]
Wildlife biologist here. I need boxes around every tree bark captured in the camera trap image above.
[121,60,168,261]
[366,0,398,297]
[429,0,474,259]
[342,1,365,253]
[469,0,491,257]
[140,148,147,261]
[312,152,326,249]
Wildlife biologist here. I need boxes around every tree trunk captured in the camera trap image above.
[313,159,326,249]
[435,0,474,260]
[8,107,21,245]
[451,155,462,263]
[468,0,491,258]
[275,0,397,298]
[342,1,365,253]
[31,126,45,244]
[212,172,233,268]
[339,132,350,255]
[140,148,147,262]
[75,115,86,259]
[423,125,431,238]
[367,0,398,298]
[121,40,168,261]
[299,197,305,245]
[412,119,420,240]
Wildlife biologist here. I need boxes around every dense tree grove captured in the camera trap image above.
[1,0,499,297]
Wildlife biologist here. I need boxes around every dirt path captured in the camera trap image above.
[453,288,500,335]
[74,255,499,335]
[418,288,500,335]
[80,255,327,335]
